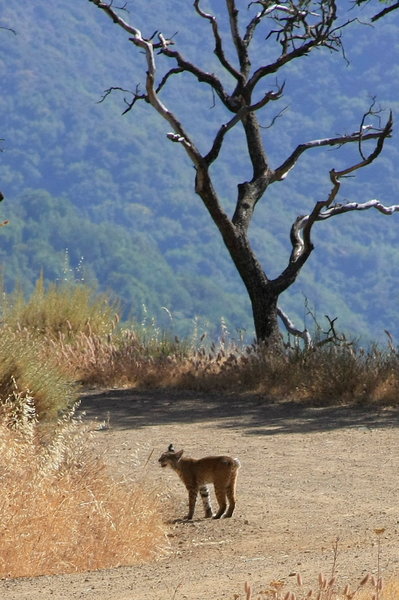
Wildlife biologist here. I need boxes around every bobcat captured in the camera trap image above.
[158,444,240,520]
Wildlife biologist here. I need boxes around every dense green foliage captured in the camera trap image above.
[0,2,399,341]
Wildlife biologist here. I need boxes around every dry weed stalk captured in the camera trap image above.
[238,535,394,600]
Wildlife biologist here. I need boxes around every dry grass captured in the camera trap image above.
[36,329,399,406]
[1,276,118,339]
[239,576,398,600]
[2,280,399,407]
[0,326,78,420]
[0,392,167,578]
[239,536,396,600]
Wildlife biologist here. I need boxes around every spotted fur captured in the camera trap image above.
[158,444,240,520]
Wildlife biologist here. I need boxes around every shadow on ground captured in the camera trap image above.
[80,388,399,436]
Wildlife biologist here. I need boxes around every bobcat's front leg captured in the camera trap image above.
[200,485,213,518]
[184,487,197,520]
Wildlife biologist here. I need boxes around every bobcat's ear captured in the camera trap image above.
[168,443,175,452]
[175,449,184,460]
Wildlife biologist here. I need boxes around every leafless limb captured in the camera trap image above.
[260,104,289,129]
[0,26,17,35]
[273,108,392,182]
[244,4,268,46]
[205,83,284,164]
[357,97,382,160]
[272,109,393,292]
[277,306,313,348]
[371,1,399,22]
[160,45,232,110]
[89,0,205,165]
[247,2,355,91]
[204,110,246,165]
[155,67,184,95]
[97,85,145,114]
[193,0,242,81]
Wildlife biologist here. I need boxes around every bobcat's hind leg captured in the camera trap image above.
[199,485,213,518]
[223,482,236,518]
[213,486,227,519]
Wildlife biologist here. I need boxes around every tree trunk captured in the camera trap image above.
[248,284,282,348]
[219,223,283,347]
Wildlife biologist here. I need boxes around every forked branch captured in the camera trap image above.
[272,110,394,293]
[273,108,393,182]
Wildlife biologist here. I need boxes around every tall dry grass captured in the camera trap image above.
[2,278,399,406]
[1,275,118,339]
[0,326,77,420]
[0,391,167,578]
[36,321,399,406]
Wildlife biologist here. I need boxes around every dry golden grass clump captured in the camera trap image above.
[2,276,118,340]
[0,393,167,579]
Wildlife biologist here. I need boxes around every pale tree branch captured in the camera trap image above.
[277,306,313,348]
[273,111,393,182]
[271,110,393,293]
[90,0,205,165]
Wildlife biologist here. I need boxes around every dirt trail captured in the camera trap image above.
[2,390,399,600]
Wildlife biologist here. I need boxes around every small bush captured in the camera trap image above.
[1,276,118,339]
[0,327,77,420]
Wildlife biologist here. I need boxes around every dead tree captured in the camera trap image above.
[88,0,397,347]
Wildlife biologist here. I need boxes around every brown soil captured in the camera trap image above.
[2,390,399,600]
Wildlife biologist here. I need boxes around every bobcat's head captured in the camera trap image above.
[158,444,184,468]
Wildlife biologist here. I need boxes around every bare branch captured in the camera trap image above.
[277,306,313,348]
[97,85,145,114]
[0,25,17,35]
[204,110,246,165]
[88,0,143,38]
[247,2,355,91]
[260,104,288,129]
[244,4,268,47]
[226,0,251,78]
[160,46,234,111]
[371,1,399,22]
[90,0,204,166]
[271,110,393,294]
[193,0,242,82]
[155,67,184,94]
[273,111,393,182]
[204,84,284,165]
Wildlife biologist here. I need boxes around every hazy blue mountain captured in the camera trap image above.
[0,1,398,342]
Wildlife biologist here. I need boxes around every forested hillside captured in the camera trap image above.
[0,1,398,341]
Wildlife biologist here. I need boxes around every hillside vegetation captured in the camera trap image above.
[0,2,398,341]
